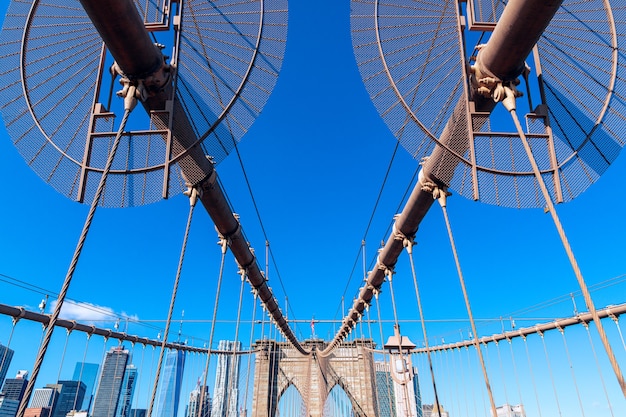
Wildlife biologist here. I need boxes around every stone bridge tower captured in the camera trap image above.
[250,339,378,417]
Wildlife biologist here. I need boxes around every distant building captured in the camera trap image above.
[496,404,525,417]
[46,381,85,417]
[0,396,19,417]
[23,408,51,417]
[92,346,130,417]
[422,404,449,417]
[211,341,241,417]
[1,370,29,403]
[30,388,55,409]
[72,363,99,412]
[0,345,14,387]
[185,384,211,417]
[129,409,145,417]
[375,362,396,417]
[65,411,88,417]
[155,350,185,417]
[375,361,421,417]
[115,365,137,417]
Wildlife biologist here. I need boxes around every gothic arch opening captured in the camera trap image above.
[277,384,305,417]
[322,385,355,417]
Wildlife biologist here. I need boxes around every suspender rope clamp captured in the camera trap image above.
[183,185,201,207]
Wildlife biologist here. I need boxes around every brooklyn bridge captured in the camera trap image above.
[0,1,625,417]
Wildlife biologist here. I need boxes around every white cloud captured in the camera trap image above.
[50,300,138,325]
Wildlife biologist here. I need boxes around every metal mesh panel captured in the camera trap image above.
[352,0,626,209]
[468,0,507,26]
[177,0,288,165]
[0,0,100,200]
[0,0,287,207]
[351,0,465,162]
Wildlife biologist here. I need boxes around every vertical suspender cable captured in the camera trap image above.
[508,105,626,396]
[224,273,246,417]
[437,194,497,417]
[243,294,258,415]
[583,323,615,417]
[17,102,134,417]
[73,334,92,411]
[558,328,586,417]
[538,331,562,416]
[406,242,442,416]
[198,238,228,417]
[522,336,543,417]
[147,188,197,417]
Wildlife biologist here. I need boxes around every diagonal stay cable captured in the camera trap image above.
[17,94,135,417]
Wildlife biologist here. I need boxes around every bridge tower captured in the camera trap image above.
[251,339,378,417]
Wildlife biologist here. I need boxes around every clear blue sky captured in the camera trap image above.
[1,0,625,415]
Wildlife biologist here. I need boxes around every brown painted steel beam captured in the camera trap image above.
[323,0,563,354]
[77,0,305,354]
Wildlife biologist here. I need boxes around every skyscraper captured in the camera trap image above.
[154,350,185,417]
[46,381,86,417]
[30,388,54,409]
[375,361,422,417]
[72,363,99,412]
[185,384,210,417]
[211,341,241,417]
[1,370,28,403]
[0,344,14,387]
[0,396,19,417]
[115,365,137,417]
[92,346,130,417]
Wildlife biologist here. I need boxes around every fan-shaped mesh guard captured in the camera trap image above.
[0,0,287,207]
[351,0,626,208]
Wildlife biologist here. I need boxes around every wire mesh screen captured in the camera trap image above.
[178,0,288,165]
[0,0,101,201]
[0,0,287,207]
[351,0,626,209]
[351,0,465,164]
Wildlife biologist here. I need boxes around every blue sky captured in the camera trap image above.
[1,0,625,415]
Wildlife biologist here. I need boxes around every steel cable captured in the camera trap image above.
[147,188,197,417]
[509,106,626,397]
[198,238,228,417]
[16,105,133,417]
[438,196,497,416]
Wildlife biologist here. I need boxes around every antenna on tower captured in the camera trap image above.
[178,310,184,343]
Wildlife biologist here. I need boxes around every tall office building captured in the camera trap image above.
[30,388,54,409]
[0,396,19,417]
[0,345,14,387]
[115,365,137,417]
[375,362,396,417]
[211,341,241,417]
[375,361,422,417]
[72,363,99,412]
[185,384,210,417]
[46,381,86,417]
[154,350,186,417]
[1,370,28,403]
[92,346,130,417]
